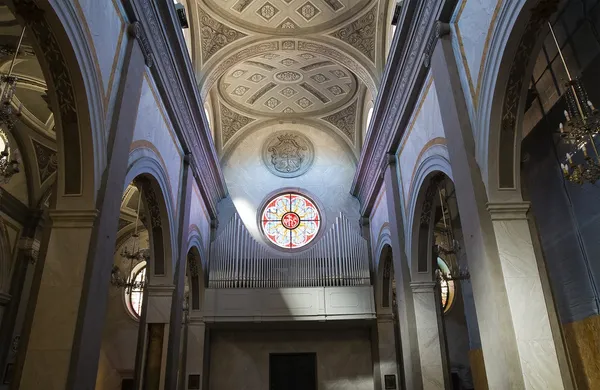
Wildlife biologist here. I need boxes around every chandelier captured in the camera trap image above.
[0,27,25,183]
[548,23,600,184]
[435,187,470,282]
[111,187,148,290]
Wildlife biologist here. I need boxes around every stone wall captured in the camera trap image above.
[208,328,374,390]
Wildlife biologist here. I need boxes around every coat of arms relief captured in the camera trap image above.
[262,131,314,178]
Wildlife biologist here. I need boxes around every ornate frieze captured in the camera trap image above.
[31,139,57,184]
[198,8,247,63]
[262,131,314,178]
[220,103,255,144]
[330,6,376,62]
[322,100,357,141]
[352,0,441,214]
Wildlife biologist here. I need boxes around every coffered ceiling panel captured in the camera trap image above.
[218,50,357,116]
[202,0,371,35]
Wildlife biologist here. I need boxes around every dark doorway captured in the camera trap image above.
[269,353,317,390]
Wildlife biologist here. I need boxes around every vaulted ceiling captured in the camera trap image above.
[186,0,392,158]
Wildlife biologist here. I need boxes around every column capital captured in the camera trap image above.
[487,201,531,221]
[48,209,98,228]
[127,22,154,67]
[188,316,205,326]
[146,284,176,297]
[410,281,437,293]
[18,237,40,264]
[376,313,394,322]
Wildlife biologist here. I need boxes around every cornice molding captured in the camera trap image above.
[122,0,227,219]
[351,0,455,217]
[487,201,531,221]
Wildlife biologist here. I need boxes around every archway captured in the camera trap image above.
[409,171,485,390]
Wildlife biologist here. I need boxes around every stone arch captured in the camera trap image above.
[376,241,394,313]
[409,171,445,282]
[124,158,176,283]
[10,0,106,208]
[406,149,453,273]
[125,148,178,264]
[185,242,205,312]
[476,0,559,202]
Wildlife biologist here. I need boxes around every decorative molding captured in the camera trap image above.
[262,131,314,178]
[330,6,376,62]
[351,0,443,215]
[487,202,530,221]
[14,0,82,195]
[498,0,559,188]
[198,7,247,64]
[410,281,437,293]
[423,21,450,68]
[48,209,99,228]
[220,103,255,144]
[128,21,154,67]
[322,100,357,141]
[31,138,58,184]
[122,0,228,218]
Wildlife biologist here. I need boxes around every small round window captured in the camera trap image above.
[125,261,147,319]
[260,193,321,249]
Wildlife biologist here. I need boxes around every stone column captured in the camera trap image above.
[383,156,422,390]
[375,314,400,390]
[185,316,206,389]
[487,202,567,388]
[18,209,98,389]
[136,284,175,390]
[410,281,450,390]
[430,34,572,389]
[164,159,193,389]
[16,27,148,390]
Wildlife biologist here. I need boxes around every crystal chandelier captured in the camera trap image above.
[111,187,148,290]
[0,27,25,183]
[548,23,600,184]
[435,187,470,282]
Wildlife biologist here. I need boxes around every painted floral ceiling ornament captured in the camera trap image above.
[261,192,321,249]
[262,131,314,178]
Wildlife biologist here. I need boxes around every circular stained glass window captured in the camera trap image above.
[261,193,321,249]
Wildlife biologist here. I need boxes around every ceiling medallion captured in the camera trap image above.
[274,70,303,83]
[262,131,314,178]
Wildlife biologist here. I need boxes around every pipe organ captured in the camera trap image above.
[208,212,370,288]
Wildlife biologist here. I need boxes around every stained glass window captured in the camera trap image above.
[126,261,146,319]
[437,257,455,313]
[261,193,321,249]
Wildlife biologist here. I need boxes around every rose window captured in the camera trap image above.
[261,193,321,249]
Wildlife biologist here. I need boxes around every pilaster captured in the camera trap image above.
[383,155,422,390]
[487,201,566,389]
[410,281,450,390]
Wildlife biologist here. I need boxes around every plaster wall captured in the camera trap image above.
[189,181,211,253]
[369,184,388,260]
[452,0,501,120]
[222,122,360,246]
[132,73,184,214]
[208,328,375,390]
[397,77,447,222]
[74,0,126,104]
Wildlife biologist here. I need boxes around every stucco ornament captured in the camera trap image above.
[262,131,314,177]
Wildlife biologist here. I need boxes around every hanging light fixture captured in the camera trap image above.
[548,23,600,184]
[0,27,25,183]
[435,187,470,282]
[111,188,149,290]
